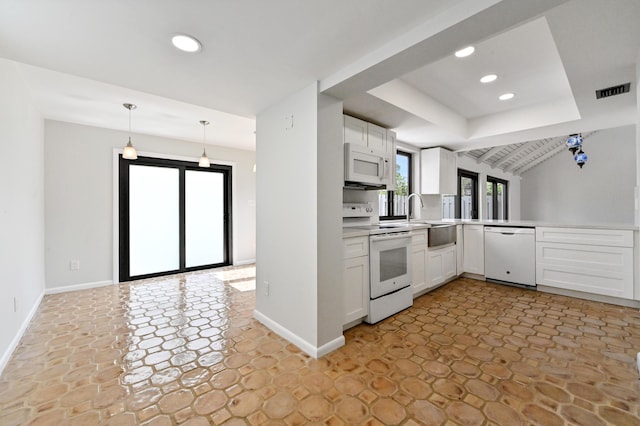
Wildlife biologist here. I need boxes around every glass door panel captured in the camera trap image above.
[129,165,180,276]
[460,176,473,219]
[486,182,494,219]
[496,181,507,220]
[185,170,225,267]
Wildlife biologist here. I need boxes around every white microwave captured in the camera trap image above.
[344,143,392,188]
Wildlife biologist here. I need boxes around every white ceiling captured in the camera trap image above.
[0,0,639,153]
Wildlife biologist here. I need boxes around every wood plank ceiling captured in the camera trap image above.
[462,132,596,176]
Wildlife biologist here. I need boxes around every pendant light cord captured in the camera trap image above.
[200,120,209,153]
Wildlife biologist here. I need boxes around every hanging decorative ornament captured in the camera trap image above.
[565,134,583,155]
[574,149,588,168]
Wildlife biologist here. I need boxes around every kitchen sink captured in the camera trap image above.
[428,224,457,247]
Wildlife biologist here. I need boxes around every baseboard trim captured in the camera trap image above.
[45,280,113,295]
[253,309,345,358]
[461,272,485,281]
[537,285,640,308]
[316,335,346,358]
[234,259,256,266]
[0,292,44,376]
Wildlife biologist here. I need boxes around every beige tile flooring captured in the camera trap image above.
[1,266,639,425]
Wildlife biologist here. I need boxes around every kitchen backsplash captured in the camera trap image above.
[419,194,443,220]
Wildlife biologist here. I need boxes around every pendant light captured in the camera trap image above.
[122,103,138,160]
[199,120,210,167]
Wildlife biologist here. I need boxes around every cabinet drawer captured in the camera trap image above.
[536,227,633,247]
[343,236,369,259]
[536,242,634,299]
[412,230,428,246]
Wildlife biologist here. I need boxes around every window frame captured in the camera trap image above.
[486,175,509,220]
[380,150,412,221]
[456,169,479,219]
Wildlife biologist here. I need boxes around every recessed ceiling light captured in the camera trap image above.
[454,46,475,58]
[480,74,498,83]
[499,93,515,101]
[171,34,202,53]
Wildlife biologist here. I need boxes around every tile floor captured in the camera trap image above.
[1,266,639,425]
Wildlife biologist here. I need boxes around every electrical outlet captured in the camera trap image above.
[70,260,80,271]
[264,281,269,296]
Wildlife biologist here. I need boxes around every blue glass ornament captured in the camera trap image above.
[566,134,583,154]
[574,149,587,168]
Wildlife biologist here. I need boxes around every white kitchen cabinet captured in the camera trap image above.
[343,115,389,153]
[343,115,367,147]
[428,243,456,287]
[456,224,463,275]
[386,130,397,190]
[420,147,457,195]
[343,236,369,324]
[367,122,388,152]
[536,227,634,299]
[443,246,456,280]
[411,230,428,295]
[463,224,484,275]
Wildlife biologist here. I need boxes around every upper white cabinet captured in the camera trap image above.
[344,115,368,146]
[420,147,457,195]
[366,123,388,153]
[386,130,397,191]
[536,227,634,299]
[463,225,484,275]
[343,115,392,155]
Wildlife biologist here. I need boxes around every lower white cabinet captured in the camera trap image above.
[428,244,456,287]
[412,230,429,295]
[456,225,463,275]
[536,227,634,299]
[343,236,369,324]
[463,224,484,275]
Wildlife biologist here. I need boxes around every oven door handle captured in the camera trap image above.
[370,232,412,242]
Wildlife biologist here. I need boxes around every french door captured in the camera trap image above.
[119,155,232,282]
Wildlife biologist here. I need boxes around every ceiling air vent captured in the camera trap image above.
[595,82,630,99]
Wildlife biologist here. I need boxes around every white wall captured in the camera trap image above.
[521,125,636,225]
[44,120,256,290]
[0,59,45,372]
[636,55,640,226]
[316,94,344,346]
[255,83,343,356]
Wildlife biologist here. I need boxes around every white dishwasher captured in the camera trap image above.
[484,227,536,288]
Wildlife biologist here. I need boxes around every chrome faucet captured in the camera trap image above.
[406,193,424,223]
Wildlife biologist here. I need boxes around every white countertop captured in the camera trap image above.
[343,219,638,238]
[430,219,639,231]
